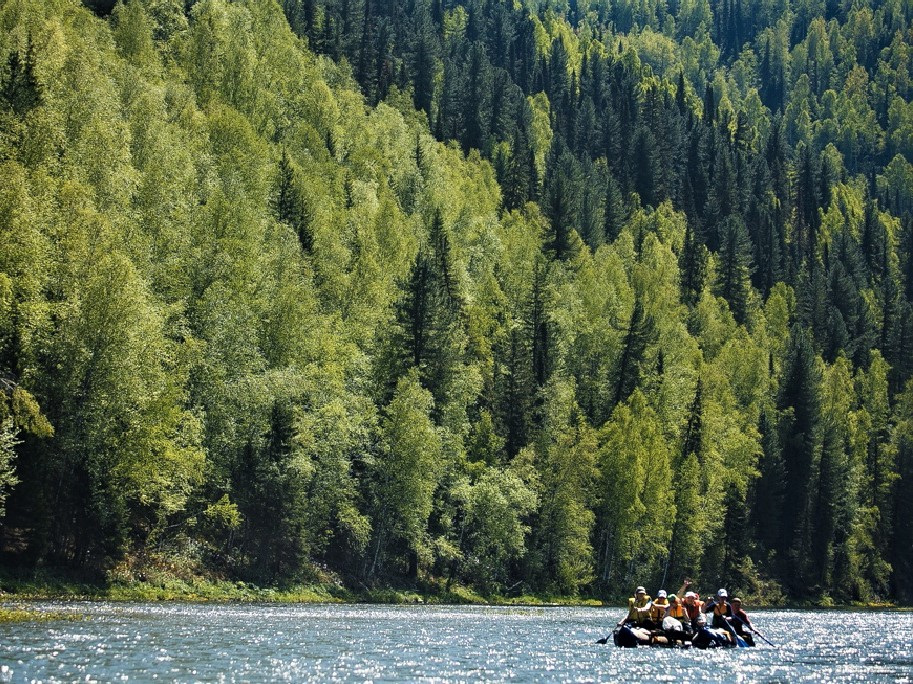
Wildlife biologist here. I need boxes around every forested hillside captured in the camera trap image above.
[1,0,912,604]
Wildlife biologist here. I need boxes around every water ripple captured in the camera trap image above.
[1,602,911,682]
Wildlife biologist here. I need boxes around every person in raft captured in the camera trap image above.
[702,588,734,630]
[691,612,733,648]
[618,585,652,627]
[661,593,690,644]
[647,589,670,628]
[678,579,704,629]
[729,597,756,646]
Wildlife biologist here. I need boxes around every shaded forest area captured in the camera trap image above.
[1,0,912,604]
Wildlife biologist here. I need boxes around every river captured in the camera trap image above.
[1,602,911,682]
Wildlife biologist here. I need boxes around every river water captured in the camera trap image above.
[1,602,911,682]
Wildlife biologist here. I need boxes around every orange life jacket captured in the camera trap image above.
[713,601,731,617]
[684,600,703,620]
[667,603,686,619]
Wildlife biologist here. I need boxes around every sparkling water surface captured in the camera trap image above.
[1,602,911,682]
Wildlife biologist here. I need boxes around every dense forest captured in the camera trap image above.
[1,0,912,605]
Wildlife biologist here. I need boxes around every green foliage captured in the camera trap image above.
[369,371,442,578]
[459,464,537,593]
[530,377,597,595]
[0,0,911,603]
[0,417,19,517]
[595,390,673,589]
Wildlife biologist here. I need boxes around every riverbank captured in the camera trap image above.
[0,605,84,623]
[1,575,905,610]
[0,572,608,607]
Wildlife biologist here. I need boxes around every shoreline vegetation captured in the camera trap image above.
[0,574,905,611]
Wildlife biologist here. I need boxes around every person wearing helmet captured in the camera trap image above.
[662,593,691,644]
[648,589,670,627]
[618,585,652,627]
[678,580,704,629]
[690,612,732,648]
[702,588,734,630]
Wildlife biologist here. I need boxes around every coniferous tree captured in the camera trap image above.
[748,157,784,296]
[234,401,310,582]
[892,381,913,603]
[751,404,785,555]
[412,10,436,121]
[632,127,660,208]
[503,123,536,211]
[714,214,755,325]
[603,171,625,244]
[721,482,750,589]
[794,145,821,273]
[857,352,896,597]
[461,42,490,151]
[530,260,553,390]
[703,82,717,124]
[668,380,705,582]
[1,40,42,116]
[610,297,655,411]
[543,140,582,261]
[776,325,821,591]
[680,221,709,309]
[274,150,314,253]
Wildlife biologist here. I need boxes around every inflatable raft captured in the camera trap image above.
[612,623,755,648]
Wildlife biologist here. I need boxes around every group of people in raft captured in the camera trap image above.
[616,579,758,648]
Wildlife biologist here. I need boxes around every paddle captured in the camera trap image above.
[596,631,614,645]
[710,603,748,648]
[723,619,749,648]
[596,612,629,644]
[729,611,776,648]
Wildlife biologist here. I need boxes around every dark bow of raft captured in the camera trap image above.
[611,624,757,649]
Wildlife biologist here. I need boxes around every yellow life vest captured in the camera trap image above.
[650,599,669,621]
[627,595,652,622]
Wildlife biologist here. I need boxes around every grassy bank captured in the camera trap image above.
[0,571,611,607]
[0,572,903,609]
[0,605,84,623]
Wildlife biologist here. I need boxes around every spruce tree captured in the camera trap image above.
[776,325,822,591]
[1,40,42,116]
[632,127,659,208]
[609,297,655,411]
[274,149,314,253]
[714,214,754,325]
[543,140,581,260]
[751,405,785,554]
[603,171,625,244]
[680,221,709,309]
[891,382,913,603]
[412,11,436,121]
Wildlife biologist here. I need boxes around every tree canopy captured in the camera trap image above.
[0,0,912,604]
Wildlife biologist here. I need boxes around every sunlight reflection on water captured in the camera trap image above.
[0,602,911,682]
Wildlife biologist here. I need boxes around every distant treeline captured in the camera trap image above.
[0,0,912,604]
